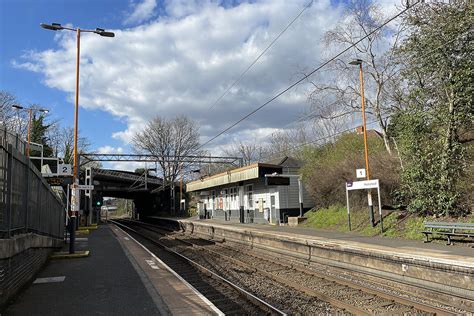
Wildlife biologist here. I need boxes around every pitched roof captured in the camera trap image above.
[264,156,303,168]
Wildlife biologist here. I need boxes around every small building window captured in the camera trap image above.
[245,184,253,209]
[211,190,216,210]
[230,187,237,201]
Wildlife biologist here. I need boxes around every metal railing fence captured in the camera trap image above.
[0,143,64,239]
[0,125,26,155]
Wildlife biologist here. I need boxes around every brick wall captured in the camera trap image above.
[0,247,53,309]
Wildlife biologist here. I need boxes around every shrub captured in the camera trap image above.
[300,132,401,209]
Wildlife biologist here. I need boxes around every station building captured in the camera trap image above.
[186,157,314,224]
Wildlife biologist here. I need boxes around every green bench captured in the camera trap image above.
[421,221,474,245]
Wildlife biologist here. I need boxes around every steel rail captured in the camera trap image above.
[136,220,461,316]
[110,220,287,316]
[135,222,369,315]
[205,238,460,316]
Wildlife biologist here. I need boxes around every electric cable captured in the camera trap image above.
[208,0,314,110]
[198,1,422,150]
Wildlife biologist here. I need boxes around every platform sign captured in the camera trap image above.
[58,164,72,176]
[265,176,290,186]
[345,179,383,233]
[70,186,79,216]
[77,184,94,190]
[356,168,366,179]
[346,179,379,190]
[46,176,73,186]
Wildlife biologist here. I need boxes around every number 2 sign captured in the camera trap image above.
[58,164,72,176]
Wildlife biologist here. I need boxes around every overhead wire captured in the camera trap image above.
[258,31,468,162]
[208,0,314,110]
[258,117,385,162]
[198,1,422,150]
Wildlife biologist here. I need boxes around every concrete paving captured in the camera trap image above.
[194,217,474,260]
[4,225,160,316]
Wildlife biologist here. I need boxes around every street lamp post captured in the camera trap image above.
[11,105,49,157]
[349,59,375,227]
[41,22,114,254]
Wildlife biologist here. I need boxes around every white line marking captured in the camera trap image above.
[33,276,66,284]
[145,259,161,270]
[124,237,130,240]
[114,224,224,316]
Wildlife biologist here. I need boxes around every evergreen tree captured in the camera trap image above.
[30,114,54,157]
[390,1,473,216]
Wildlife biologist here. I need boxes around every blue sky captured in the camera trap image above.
[0,0,396,170]
[0,0,135,151]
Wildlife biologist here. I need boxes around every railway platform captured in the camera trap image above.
[3,224,221,316]
[172,216,473,263]
[151,216,473,308]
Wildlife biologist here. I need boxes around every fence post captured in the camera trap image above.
[6,144,13,238]
[24,156,30,233]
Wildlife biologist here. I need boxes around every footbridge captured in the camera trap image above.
[86,168,168,219]
[80,153,242,219]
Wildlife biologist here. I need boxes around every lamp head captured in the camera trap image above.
[95,28,115,37]
[11,104,24,110]
[349,59,363,66]
[40,23,63,31]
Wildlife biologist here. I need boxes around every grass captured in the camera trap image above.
[302,204,432,241]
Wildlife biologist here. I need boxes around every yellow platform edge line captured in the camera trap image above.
[78,226,98,230]
[76,229,90,235]
[50,250,90,259]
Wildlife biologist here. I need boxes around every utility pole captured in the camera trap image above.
[350,59,375,227]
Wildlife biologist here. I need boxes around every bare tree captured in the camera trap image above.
[260,122,312,160]
[307,0,406,155]
[48,126,92,165]
[222,140,266,165]
[0,90,28,135]
[133,115,201,212]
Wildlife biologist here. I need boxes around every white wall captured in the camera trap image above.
[195,168,314,221]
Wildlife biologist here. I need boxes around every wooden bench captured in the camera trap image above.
[421,221,474,245]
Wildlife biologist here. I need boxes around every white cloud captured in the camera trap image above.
[97,145,124,154]
[14,0,396,154]
[124,0,158,25]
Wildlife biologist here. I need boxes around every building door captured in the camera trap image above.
[270,195,276,224]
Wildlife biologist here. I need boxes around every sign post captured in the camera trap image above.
[69,181,80,254]
[345,179,383,233]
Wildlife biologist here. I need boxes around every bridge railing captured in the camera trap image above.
[93,168,162,185]
[0,142,65,239]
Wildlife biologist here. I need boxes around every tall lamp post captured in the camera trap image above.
[11,105,49,157]
[41,22,114,253]
[349,59,375,227]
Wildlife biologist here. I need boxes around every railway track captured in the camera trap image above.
[110,220,287,316]
[125,219,467,315]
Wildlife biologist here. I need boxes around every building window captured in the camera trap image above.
[223,189,229,210]
[245,184,253,209]
[211,190,216,210]
[230,187,237,201]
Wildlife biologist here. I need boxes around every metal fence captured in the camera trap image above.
[0,126,27,156]
[0,141,65,239]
